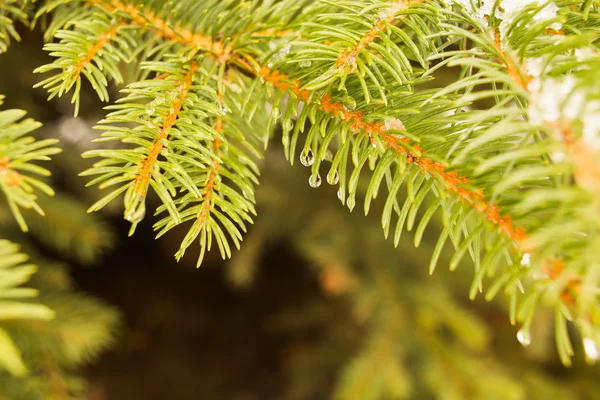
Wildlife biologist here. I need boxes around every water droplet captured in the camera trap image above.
[368,153,378,170]
[283,119,294,132]
[337,188,345,202]
[219,103,230,113]
[309,174,322,188]
[299,60,312,68]
[151,97,164,107]
[347,196,356,211]
[517,328,531,347]
[520,253,531,267]
[300,149,314,167]
[327,170,339,185]
[342,97,357,111]
[352,150,359,166]
[124,197,146,224]
[279,43,291,56]
[551,151,565,162]
[384,117,405,131]
[146,107,155,116]
[584,338,600,361]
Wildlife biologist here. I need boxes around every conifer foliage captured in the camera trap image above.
[2,0,600,375]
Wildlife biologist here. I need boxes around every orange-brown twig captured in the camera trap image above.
[336,0,423,73]
[0,157,22,187]
[91,0,226,57]
[259,66,527,244]
[196,136,222,224]
[72,22,124,79]
[133,61,199,196]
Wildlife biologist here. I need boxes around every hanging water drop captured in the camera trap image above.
[342,97,357,111]
[368,153,378,170]
[583,338,599,361]
[146,107,155,116]
[219,102,230,113]
[327,170,339,185]
[150,97,164,108]
[300,149,315,167]
[309,174,322,188]
[283,119,294,132]
[520,252,531,267]
[517,328,531,347]
[279,44,291,56]
[299,60,312,68]
[124,198,146,224]
[337,188,345,202]
[347,196,356,212]
[384,117,405,131]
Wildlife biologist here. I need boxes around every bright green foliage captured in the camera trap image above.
[0,98,118,398]
[0,0,29,54]
[0,20,118,396]
[24,0,600,365]
[0,0,599,380]
[0,240,54,378]
[0,95,61,232]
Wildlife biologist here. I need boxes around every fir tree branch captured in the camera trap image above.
[335,0,424,75]
[132,60,199,198]
[90,0,226,56]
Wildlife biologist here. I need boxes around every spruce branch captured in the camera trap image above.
[0,95,61,231]
[0,240,55,377]
[32,0,600,363]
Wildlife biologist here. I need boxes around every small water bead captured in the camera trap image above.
[384,117,405,131]
[283,119,294,132]
[346,196,356,212]
[368,153,378,170]
[352,150,359,167]
[299,60,312,68]
[219,103,230,114]
[150,98,164,107]
[342,97,357,111]
[327,170,339,185]
[309,174,322,188]
[300,149,315,167]
[337,188,345,202]
[125,200,146,224]
[520,252,531,267]
[146,107,155,116]
[584,338,600,361]
[516,328,531,347]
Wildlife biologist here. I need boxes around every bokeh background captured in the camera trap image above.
[1,26,599,400]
